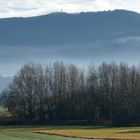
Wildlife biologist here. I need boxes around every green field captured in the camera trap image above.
[0,125,140,140]
[0,126,85,140]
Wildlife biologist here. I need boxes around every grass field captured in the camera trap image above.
[0,126,85,140]
[0,125,140,140]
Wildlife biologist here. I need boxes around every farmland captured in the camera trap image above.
[0,126,84,140]
[0,125,140,140]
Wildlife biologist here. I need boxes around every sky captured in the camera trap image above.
[0,0,140,18]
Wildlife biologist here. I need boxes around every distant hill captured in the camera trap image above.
[0,9,140,81]
[0,10,140,46]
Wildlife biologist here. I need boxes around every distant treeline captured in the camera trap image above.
[1,62,140,126]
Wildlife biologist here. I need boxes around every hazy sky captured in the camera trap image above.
[0,0,140,18]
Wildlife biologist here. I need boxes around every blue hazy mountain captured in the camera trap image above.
[0,10,140,46]
[1,9,140,91]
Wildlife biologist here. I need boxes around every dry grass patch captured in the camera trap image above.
[36,126,140,140]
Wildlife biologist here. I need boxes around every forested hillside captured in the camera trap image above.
[0,10,140,46]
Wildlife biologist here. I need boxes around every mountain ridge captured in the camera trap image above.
[0,10,140,46]
[0,9,139,19]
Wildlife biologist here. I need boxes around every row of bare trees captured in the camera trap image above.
[1,62,140,125]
